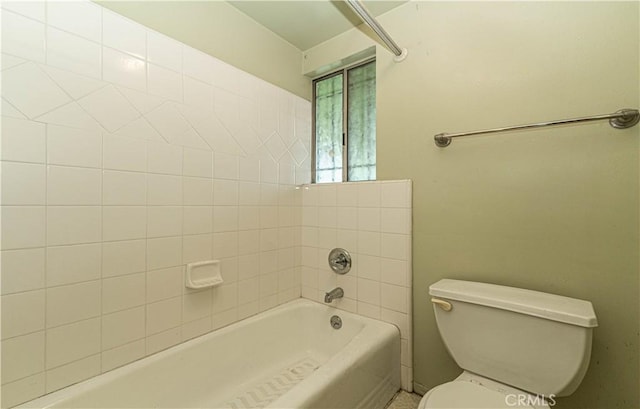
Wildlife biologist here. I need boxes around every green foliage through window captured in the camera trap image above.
[314,60,376,183]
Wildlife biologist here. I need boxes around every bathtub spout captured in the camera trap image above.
[324,287,344,303]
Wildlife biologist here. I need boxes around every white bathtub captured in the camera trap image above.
[20,299,401,409]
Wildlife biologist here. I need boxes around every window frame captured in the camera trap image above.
[311,57,376,183]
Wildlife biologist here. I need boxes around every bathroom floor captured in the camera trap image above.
[386,391,422,409]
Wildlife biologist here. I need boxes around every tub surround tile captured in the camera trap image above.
[1,11,46,62]
[146,327,181,355]
[116,86,164,115]
[2,98,28,119]
[182,234,213,264]
[237,300,260,320]
[46,26,102,79]
[0,373,46,409]
[1,206,46,250]
[1,1,46,22]
[102,206,147,242]
[36,101,102,131]
[101,273,145,314]
[147,236,183,271]
[146,297,182,336]
[181,316,212,341]
[46,1,101,42]
[46,124,102,168]
[102,170,147,206]
[46,354,101,394]
[147,31,182,73]
[101,307,146,350]
[148,63,183,102]
[212,307,238,330]
[102,47,146,91]
[2,62,70,119]
[183,177,213,206]
[147,174,182,206]
[183,77,213,111]
[79,86,141,133]
[147,206,183,238]
[1,117,46,163]
[116,117,164,143]
[144,103,191,144]
[381,283,410,314]
[46,281,101,328]
[1,291,45,339]
[1,162,46,205]
[46,244,101,287]
[183,206,214,235]
[41,65,108,100]
[300,180,413,391]
[183,148,213,178]
[1,332,46,384]
[46,166,102,205]
[147,142,183,175]
[102,240,146,278]
[102,10,146,59]
[183,290,213,323]
[146,267,183,303]
[1,248,46,295]
[46,318,101,370]
[2,52,27,70]
[101,339,145,372]
[1,0,313,403]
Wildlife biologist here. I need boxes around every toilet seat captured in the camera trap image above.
[418,371,554,409]
[418,380,521,409]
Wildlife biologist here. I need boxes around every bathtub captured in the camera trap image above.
[20,299,401,409]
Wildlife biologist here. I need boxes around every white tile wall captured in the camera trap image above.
[300,180,414,391]
[1,1,309,406]
[1,0,414,405]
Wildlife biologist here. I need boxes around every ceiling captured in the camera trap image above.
[227,0,407,51]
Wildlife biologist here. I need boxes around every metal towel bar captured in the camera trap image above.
[434,108,640,147]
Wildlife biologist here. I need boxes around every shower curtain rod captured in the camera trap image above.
[433,108,640,148]
[344,0,408,62]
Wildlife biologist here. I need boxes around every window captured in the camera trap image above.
[313,59,376,183]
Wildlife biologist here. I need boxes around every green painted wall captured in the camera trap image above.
[96,1,311,100]
[305,2,639,408]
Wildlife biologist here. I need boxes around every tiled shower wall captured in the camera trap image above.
[0,1,310,406]
[299,181,413,391]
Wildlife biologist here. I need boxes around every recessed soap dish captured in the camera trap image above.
[185,260,223,289]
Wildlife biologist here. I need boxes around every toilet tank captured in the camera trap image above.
[429,279,597,397]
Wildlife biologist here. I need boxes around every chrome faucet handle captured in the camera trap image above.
[332,254,348,266]
[328,248,351,274]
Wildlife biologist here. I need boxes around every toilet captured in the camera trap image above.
[419,279,598,409]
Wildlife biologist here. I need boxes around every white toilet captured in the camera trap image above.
[419,279,598,409]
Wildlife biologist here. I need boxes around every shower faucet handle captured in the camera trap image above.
[328,248,351,274]
[332,254,348,266]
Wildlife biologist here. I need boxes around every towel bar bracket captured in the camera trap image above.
[610,108,640,129]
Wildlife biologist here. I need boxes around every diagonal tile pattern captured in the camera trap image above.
[1,1,314,406]
[2,62,70,118]
[35,101,101,130]
[41,65,107,99]
[78,86,140,132]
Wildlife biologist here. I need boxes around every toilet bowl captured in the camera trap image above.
[420,279,597,409]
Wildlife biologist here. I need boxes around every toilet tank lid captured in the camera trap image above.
[429,279,598,328]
